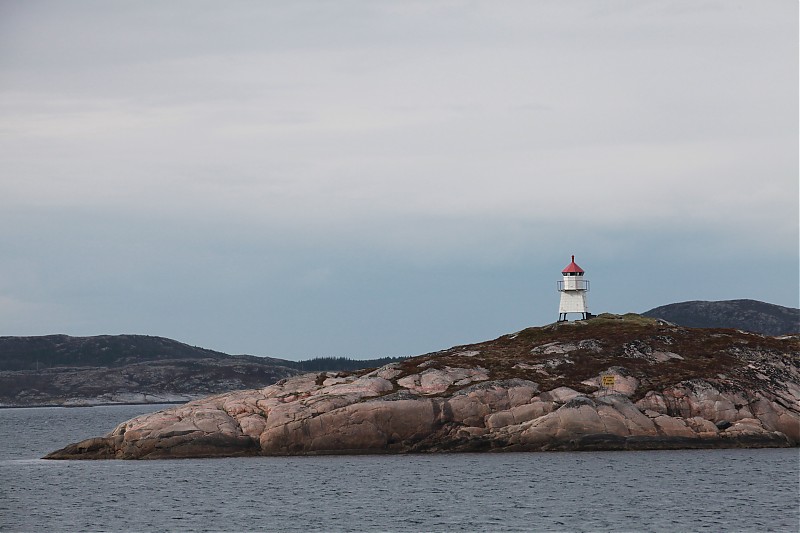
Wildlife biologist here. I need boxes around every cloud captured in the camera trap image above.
[0,1,796,356]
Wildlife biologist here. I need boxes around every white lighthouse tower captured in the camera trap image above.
[557,255,590,322]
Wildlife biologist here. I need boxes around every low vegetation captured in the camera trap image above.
[388,313,798,402]
[290,356,408,372]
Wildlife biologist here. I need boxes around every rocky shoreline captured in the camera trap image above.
[45,315,799,459]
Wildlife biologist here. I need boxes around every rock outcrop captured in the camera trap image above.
[45,315,800,459]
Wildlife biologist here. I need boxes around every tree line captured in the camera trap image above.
[290,356,407,372]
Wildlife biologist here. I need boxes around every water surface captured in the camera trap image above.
[1,405,797,532]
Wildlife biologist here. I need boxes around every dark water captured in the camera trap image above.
[0,405,797,532]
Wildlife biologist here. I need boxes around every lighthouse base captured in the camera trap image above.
[558,290,589,322]
[558,312,594,322]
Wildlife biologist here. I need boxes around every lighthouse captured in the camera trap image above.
[557,255,590,322]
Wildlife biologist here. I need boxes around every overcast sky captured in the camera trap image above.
[1,1,797,359]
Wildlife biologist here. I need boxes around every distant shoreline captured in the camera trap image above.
[0,400,188,410]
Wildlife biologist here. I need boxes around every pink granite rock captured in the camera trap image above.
[396,367,489,395]
[44,320,800,459]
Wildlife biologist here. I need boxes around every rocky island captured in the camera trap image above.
[45,314,799,459]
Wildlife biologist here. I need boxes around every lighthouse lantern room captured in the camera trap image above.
[557,255,590,322]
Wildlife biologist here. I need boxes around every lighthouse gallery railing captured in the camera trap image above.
[557,280,590,291]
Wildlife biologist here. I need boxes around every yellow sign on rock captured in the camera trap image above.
[601,375,616,387]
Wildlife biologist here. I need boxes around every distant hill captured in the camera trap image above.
[0,334,302,407]
[0,334,408,407]
[642,299,799,336]
[0,334,286,371]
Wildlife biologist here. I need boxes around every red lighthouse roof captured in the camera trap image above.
[561,255,584,274]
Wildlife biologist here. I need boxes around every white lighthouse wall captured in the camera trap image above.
[559,291,588,313]
[561,277,588,290]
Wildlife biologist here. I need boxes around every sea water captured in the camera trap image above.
[0,405,797,532]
